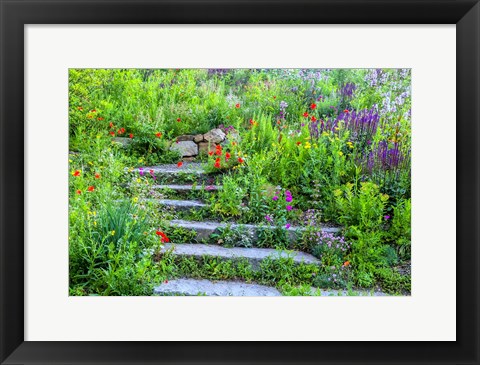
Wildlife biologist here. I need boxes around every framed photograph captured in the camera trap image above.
[1,0,478,364]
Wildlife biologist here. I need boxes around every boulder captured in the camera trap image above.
[203,128,226,144]
[198,142,217,155]
[194,134,204,143]
[177,135,195,142]
[112,137,133,147]
[170,141,198,157]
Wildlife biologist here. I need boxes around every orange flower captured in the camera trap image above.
[87,186,95,192]
[109,122,114,128]
[344,109,349,113]
[232,142,237,146]
[343,261,350,267]
[76,189,81,195]
[311,116,317,122]
[177,161,183,168]
[117,128,125,135]
[303,112,309,118]
[208,151,214,156]
[155,132,162,138]
[225,152,231,160]
[237,157,244,164]
[296,141,302,146]
[156,231,170,243]
[177,118,181,122]
[235,103,240,108]
[109,131,115,137]
[310,103,317,110]
[77,106,83,111]
[97,117,104,121]
[73,170,80,177]
[94,173,100,179]
[214,161,221,168]
[129,133,134,139]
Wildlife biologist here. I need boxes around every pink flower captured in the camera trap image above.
[286,205,293,211]
[272,196,278,201]
[285,223,291,229]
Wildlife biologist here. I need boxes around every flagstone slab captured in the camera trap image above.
[154,278,281,296]
[160,243,320,268]
[168,219,341,241]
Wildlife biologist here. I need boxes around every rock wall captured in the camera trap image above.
[170,128,236,158]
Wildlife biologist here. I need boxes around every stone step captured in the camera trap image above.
[132,163,214,183]
[152,199,207,210]
[168,219,341,241]
[154,278,281,296]
[152,184,222,194]
[160,243,320,268]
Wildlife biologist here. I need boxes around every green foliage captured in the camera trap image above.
[386,198,411,260]
[334,181,389,232]
[211,175,245,217]
[374,267,411,294]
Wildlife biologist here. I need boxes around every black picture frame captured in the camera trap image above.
[1,1,479,364]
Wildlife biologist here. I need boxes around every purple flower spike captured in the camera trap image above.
[265,215,272,222]
[286,205,293,211]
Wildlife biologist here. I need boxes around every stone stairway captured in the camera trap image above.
[134,162,354,297]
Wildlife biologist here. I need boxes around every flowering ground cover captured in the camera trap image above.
[69,69,411,296]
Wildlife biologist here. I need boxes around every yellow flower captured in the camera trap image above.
[304,142,312,149]
[93,221,97,227]
[69,159,73,163]
[96,134,101,139]
[128,167,134,172]
[133,197,139,203]
[111,230,115,236]
[338,151,343,156]
[136,178,141,183]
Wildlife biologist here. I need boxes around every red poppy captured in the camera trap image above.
[177,118,181,122]
[277,120,281,125]
[109,131,115,137]
[311,116,317,122]
[76,189,81,195]
[109,122,114,128]
[225,152,231,160]
[237,157,244,164]
[95,173,100,179]
[235,103,240,108]
[155,132,162,138]
[91,109,96,113]
[296,141,302,146]
[208,151,214,156]
[149,169,154,174]
[249,119,255,125]
[164,279,169,284]
[344,109,349,113]
[97,117,104,121]
[214,161,221,168]
[273,96,277,99]
[232,142,237,146]
[118,127,125,134]
[129,133,134,139]
[73,170,80,177]
[77,106,83,111]
[310,103,317,110]
[343,261,350,267]
[177,161,183,168]
[156,231,170,243]
[303,112,309,118]
[87,115,93,119]
[87,186,95,192]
